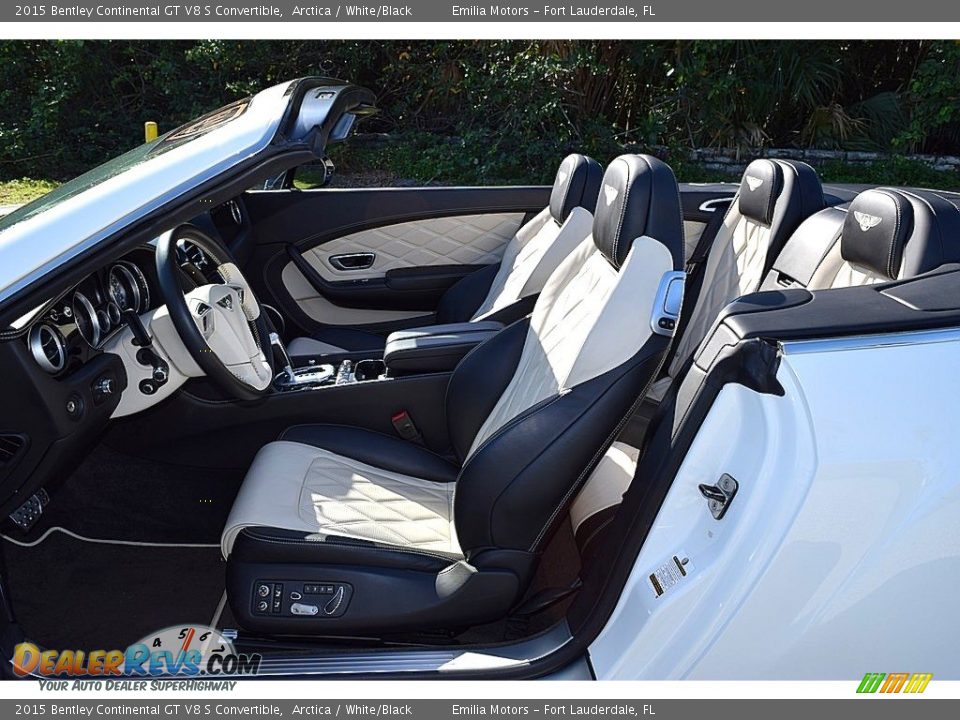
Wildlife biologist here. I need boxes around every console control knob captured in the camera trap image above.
[257,601,269,612]
[257,584,271,597]
[94,377,114,395]
[291,602,319,616]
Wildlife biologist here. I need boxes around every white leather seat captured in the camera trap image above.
[221,441,460,559]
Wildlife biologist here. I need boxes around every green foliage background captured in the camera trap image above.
[1,40,958,184]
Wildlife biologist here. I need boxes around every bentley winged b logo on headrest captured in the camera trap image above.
[745,175,764,191]
[603,184,619,206]
[854,211,883,232]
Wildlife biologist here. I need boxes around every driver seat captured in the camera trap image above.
[221,154,685,635]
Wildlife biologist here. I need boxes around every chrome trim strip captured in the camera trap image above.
[234,622,573,677]
[698,198,730,213]
[781,325,960,356]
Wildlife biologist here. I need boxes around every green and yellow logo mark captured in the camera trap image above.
[857,672,932,694]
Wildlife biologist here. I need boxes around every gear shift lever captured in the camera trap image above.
[269,332,296,383]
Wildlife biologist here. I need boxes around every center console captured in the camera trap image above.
[272,320,504,391]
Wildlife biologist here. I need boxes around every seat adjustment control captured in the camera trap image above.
[291,602,319,616]
[253,580,353,618]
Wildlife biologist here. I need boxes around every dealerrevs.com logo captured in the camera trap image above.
[857,672,933,694]
[12,625,261,678]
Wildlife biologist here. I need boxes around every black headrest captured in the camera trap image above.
[738,159,785,225]
[548,154,604,224]
[591,154,684,270]
[842,188,960,280]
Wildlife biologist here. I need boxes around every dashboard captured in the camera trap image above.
[21,198,246,379]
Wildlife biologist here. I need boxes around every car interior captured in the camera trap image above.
[2,94,960,677]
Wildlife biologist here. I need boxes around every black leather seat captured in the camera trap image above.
[285,153,603,359]
[221,154,686,635]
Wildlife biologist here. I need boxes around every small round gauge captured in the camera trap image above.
[106,301,122,327]
[108,262,149,313]
[96,308,112,334]
[72,291,101,347]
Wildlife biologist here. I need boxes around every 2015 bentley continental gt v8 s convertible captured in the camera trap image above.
[0,78,957,681]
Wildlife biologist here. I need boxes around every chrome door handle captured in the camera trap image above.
[329,252,376,271]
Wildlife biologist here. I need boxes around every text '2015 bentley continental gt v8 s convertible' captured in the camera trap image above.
[0,78,958,681]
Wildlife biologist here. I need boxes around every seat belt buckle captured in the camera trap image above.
[391,410,424,444]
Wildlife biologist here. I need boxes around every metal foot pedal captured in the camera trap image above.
[8,489,50,531]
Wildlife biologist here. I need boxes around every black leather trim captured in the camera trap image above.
[481,294,537,325]
[549,154,604,224]
[445,317,530,463]
[760,206,847,290]
[592,154,685,270]
[435,262,500,324]
[384,321,504,374]
[455,339,669,555]
[279,424,460,483]
[841,188,960,280]
[307,326,388,353]
[232,527,460,572]
[737,159,784,226]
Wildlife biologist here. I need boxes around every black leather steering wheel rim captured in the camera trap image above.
[156,224,273,401]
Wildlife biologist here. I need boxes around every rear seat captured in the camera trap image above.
[570,184,960,559]
[763,187,960,291]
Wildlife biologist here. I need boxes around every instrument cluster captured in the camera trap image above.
[26,250,156,376]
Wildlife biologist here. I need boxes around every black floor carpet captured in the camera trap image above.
[2,532,226,650]
[21,443,243,544]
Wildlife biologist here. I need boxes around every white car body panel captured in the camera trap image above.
[590,328,960,679]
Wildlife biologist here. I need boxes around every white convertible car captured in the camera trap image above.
[0,78,957,680]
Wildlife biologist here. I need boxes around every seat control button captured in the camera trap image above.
[290,591,302,601]
[291,602,319,616]
[324,587,345,615]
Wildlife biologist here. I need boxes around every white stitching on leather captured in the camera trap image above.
[610,157,634,267]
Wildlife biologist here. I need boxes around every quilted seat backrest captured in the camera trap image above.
[471,154,603,320]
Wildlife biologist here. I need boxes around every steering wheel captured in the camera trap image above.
[156,225,275,400]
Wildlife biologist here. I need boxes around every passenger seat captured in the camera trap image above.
[286,154,604,359]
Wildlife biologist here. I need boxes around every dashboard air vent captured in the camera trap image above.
[28,323,67,374]
[0,434,26,467]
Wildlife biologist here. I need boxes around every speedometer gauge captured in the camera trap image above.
[107,262,150,313]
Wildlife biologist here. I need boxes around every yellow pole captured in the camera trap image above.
[144,121,158,143]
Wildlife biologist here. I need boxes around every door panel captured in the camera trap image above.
[300,212,523,282]
[244,186,550,337]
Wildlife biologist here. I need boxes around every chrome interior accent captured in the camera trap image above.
[28,323,67,374]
